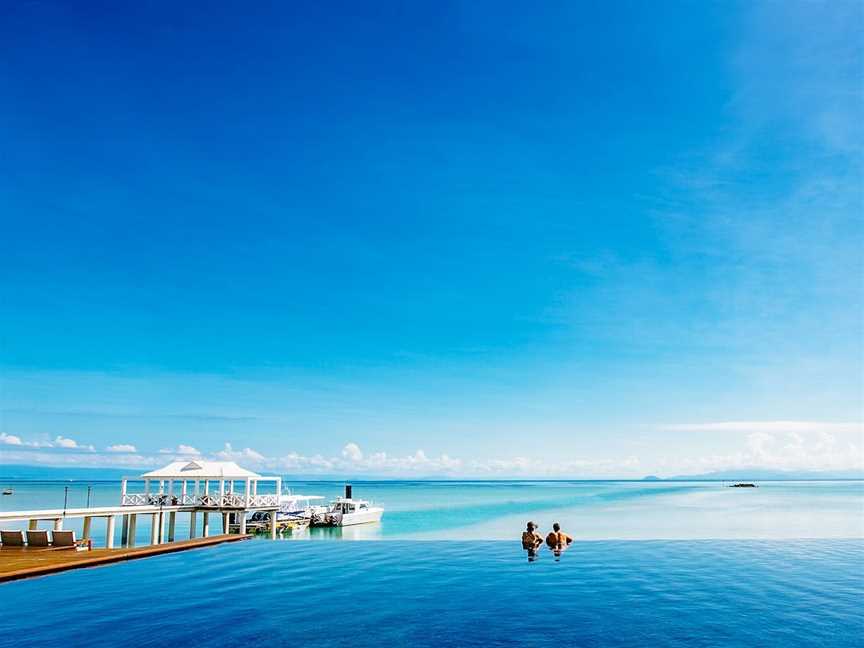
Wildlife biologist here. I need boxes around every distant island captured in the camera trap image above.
[643,469,864,481]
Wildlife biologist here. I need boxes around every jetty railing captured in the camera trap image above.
[122,493,279,508]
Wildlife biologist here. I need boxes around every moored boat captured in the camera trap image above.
[312,485,383,527]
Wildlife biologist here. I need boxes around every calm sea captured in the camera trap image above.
[2,479,862,544]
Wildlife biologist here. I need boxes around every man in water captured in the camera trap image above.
[545,522,573,549]
[522,521,543,550]
[522,521,543,562]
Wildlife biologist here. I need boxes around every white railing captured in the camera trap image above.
[249,494,279,507]
[122,493,279,508]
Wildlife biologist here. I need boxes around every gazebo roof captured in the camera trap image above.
[140,460,261,480]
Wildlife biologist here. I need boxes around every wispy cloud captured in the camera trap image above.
[52,435,95,451]
[661,421,863,434]
[106,444,138,453]
[1,432,94,451]
[158,444,201,456]
[3,408,259,422]
[0,432,24,446]
[662,431,863,475]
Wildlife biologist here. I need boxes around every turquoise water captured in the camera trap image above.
[2,479,863,545]
[1,540,862,647]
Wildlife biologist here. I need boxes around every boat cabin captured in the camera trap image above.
[330,498,373,515]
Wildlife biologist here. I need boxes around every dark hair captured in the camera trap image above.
[552,522,560,532]
[526,521,535,530]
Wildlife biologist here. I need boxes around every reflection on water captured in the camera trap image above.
[304,524,383,541]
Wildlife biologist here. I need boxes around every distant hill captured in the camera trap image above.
[649,468,864,481]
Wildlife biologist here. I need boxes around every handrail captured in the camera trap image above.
[121,493,279,508]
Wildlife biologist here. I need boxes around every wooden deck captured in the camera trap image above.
[0,534,251,583]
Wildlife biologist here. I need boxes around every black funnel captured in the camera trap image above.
[345,483,353,499]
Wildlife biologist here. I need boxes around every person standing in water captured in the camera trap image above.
[522,521,543,550]
[522,521,544,562]
[545,522,573,549]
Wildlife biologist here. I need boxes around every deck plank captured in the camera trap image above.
[0,534,251,583]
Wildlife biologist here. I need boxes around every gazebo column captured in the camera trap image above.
[157,511,165,543]
[82,516,92,540]
[120,479,128,505]
[150,513,159,545]
[189,512,197,538]
[245,478,251,507]
[54,518,63,531]
[270,510,278,539]
[106,515,116,549]
[168,479,174,501]
[128,514,137,547]
[181,480,188,505]
[168,511,176,542]
[144,479,151,503]
[222,512,229,534]
[239,512,247,534]
[121,515,129,545]
[202,512,210,537]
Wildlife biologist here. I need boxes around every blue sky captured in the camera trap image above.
[1,1,862,476]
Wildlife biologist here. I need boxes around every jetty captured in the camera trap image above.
[0,461,283,550]
[0,533,250,583]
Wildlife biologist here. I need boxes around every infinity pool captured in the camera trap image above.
[1,540,861,647]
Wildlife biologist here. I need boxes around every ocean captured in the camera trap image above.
[2,478,862,543]
[1,479,862,647]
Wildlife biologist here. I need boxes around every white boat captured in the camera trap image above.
[312,485,383,527]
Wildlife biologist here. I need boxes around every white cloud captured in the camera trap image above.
[341,442,363,462]
[106,444,137,453]
[215,442,265,462]
[159,444,201,456]
[0,432,23,446]
[0,432,53,448]
[662,421,863,434]
[662,431,864,475]
[53,435,95,451]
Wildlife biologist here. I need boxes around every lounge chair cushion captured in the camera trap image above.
[1,529,26,546]
[26,529,50,547]
[51,530,77,547]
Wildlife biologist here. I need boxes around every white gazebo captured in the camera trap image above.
[120,460,282,543]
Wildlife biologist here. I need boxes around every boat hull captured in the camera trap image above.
[312,508,383,527]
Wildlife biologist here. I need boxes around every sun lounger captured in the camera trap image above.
[26,529,50,547]
[1,529,26,547]
[50,530,92,551]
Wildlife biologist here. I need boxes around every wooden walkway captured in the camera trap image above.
[0,534,251,583]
